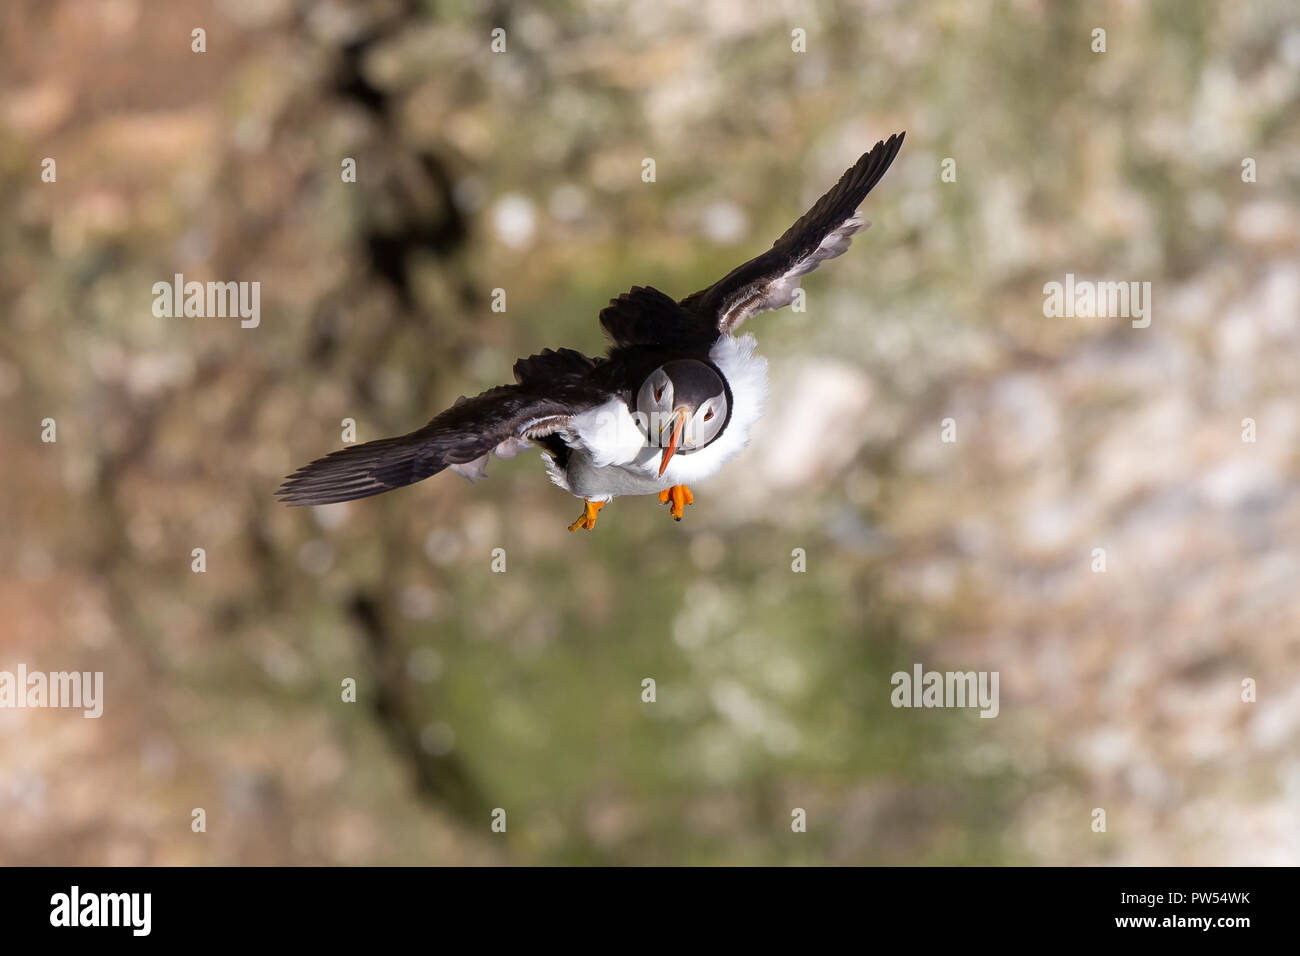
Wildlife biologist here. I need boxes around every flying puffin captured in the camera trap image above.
[277,132,905,530]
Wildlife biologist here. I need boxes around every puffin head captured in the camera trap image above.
[635,359,731,476]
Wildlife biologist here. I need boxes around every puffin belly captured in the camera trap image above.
[566,452,666,499]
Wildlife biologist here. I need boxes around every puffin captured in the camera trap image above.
[277,132,905,530]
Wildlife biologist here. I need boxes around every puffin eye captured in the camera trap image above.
[654,386,664,401]
[703,409,714,421]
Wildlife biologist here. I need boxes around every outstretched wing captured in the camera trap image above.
[679,132,904,333]
[598,285,717,349]
[276,349,605,505]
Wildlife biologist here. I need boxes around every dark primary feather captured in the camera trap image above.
[680,131,905,332]
[512,346,599,386]
[276,351,606,506]
[599,285,717,349]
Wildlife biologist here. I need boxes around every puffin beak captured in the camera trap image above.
[658,408,686,477]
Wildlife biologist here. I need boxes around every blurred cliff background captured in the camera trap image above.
[2,0,1298,865]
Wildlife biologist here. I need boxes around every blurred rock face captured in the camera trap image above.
[1,0,1298,865]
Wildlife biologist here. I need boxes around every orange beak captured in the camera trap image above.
[658,409,686,477]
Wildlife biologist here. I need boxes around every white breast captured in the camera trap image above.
[546,333,769,500]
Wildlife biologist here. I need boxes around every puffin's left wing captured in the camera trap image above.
[599,285,717,349]
[680,132,904,333]
[276,354,606,505]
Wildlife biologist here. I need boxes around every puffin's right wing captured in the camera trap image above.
[276,348,606,505]
[680,132,904,333]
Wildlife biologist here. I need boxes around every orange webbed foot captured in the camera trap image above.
[568,499,605,531]
[658,485,694,521]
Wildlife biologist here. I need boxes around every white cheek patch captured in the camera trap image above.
[636,372,675,421]
[685,405,719,448]
[635,377,655,414]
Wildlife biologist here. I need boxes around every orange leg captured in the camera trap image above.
[568,499,605,531]
[657,485,694,521]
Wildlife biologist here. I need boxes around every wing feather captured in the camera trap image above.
[598,285,716,348]
[680,132,904,332]
[277,354,606,505]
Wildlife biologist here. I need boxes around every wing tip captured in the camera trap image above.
[274,486,324,507]
[878,130,906,150]
[273,479,358,507]
[858,130,906,172]
[273,445,410,507]
[274,481,389,506]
